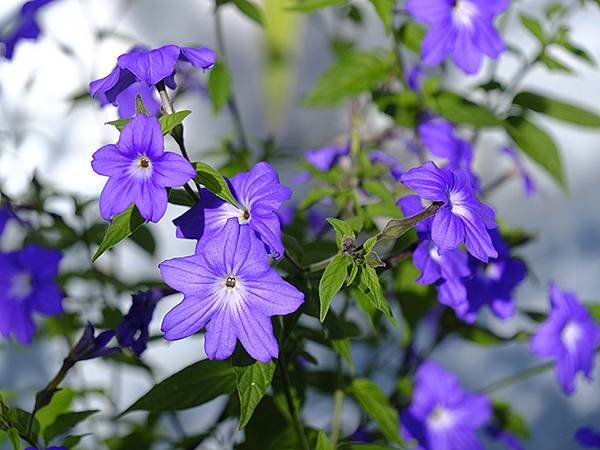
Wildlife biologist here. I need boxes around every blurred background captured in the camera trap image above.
[1,0,599,448]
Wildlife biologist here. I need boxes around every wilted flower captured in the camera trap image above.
[160,219,304,362]
[117,288,164,356]
[401,161,497,262]
[530,283,600,394]
[174,162,291,259]
[91,114,196,222]
[406,0,508,74]
[401,361,491,450]
[0,245,62,344]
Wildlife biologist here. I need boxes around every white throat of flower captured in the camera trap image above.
[561,321,582,351]
[427,405,455,430]
[10,272,34,300]
[484,262,502,281]
[238,208,251,224]
[452,0,478,27]
[132,154,153,178]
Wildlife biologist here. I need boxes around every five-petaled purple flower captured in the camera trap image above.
[576,426,600,448]
[401,361,491,450]
[89,44,216,111]
[117,288,165,356]
[0,244,62,344]
[406,0,508,74]
[174,162,291,259]
[401,161,497,262]
[0,0,57,60]
[305,143,349,171]
[91,114,196,222]
[160,218,304,362]
[530,283,600,395]
[69,322,119,362]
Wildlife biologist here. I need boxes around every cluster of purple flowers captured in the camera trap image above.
[162,164,304,362]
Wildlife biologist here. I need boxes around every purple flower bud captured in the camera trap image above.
[117,288,164,356]
[70,322,119,362]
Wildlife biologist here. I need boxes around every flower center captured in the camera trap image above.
[484,262,502,281]
[427,405,454,430]
[452,0,478,27]
[561,321,581,350]
[139,156,150,168]
[9,272,33,300]
[239,209,251,224]
[225,276,237,288]
[428,243,442,262]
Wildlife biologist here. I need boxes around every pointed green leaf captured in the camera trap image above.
[44,410,98,444]
[514,91,600,127]
[369,0,393,34]
[235,361,276,428]
[233,0,264,25]
[207,62,233,114]
[7,428,21,450]
[194,162,239,206]
[519,14,546,44]
[159,110,192,135]
[359,265,397,328]
[299,187,336,209]
[316,430,333,450]
[121,360,236,414]
[327,218,355,247]
[331,338,354,371]
[429,91,500,127]
[92,205,146,262]
[36,388,76,432]
[319,254,352,321]
[348,379,402,445]
[286,0,347,13]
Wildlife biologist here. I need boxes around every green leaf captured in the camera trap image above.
[194,162,239,206]
[92,204,146,262]
[363,236,377,254]
[305,50,392,107]
[36,388,76,432]
[286,0,347,13]
[235,361,276,429]
[358,266,397,328]
[369,0,393,34]
[538,51,572,72]
[159,110,192,135]
[105,118,131,131]
[587,304,600,322]
[167,188,196,207]
[519,14,546,44]
[428,91,500,127]
[331,338,354,371]
[129,224,156,255]
[397,22,425,54]
[121,360,236,414]
[298,187,336,209]
[493,400,531,440]
[513,91,600,127]
[319,254,352,321]
[44,410,98,443]
[207,62,233,114]
[348,379,402,445]
[316,430,333,450]
[327,218,356,247]
[504,116,566,189]
[7,428,20,450]
[233,0,264,25]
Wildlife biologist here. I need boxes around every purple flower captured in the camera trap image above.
[530,283,600,395]
[400,161,497,262]
[305,143,349,171]
[502,146,536,197]
[91,114,196,223]
[0,245,62,344]
[400,361,491,450]
[576,426,600,448]
[0,0,57,60]
[418,117,473,171]
[160,219,304,362]
[114,81,161,119]
[460,229,526,322]
[406,0,508,74]
[369,150,403,180]
[486,425,524,450]
[70,322,119,362]
[89,45,216,110]
[117,288,164,356]
[174,162,291,259]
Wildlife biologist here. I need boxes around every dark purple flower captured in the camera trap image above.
[117,288,164,356]
[459,230,526,323]
[502,147,535,197]
[0,0,57,60]
[401,161,497,262]
[89,45,216,110]
[174,162,291,259]
[369,150,403,180]
[418,117,473,171]
[406,0,508,74]
[91,114,196,222]
[70,322,119,362]
[305,143,349,171]
[160,219,304,362]
[530,283,600,395]
[400,361,491,450]
[576,426,600,448]
[0,245,62,344]
[486,425,525,450]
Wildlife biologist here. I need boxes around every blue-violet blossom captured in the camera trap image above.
[576,426,600,448]
[91,114,196,222]
[530,283,600,394]
[69,322,119,362]
[117,288,164,356]
[305,143,349,171]
[0,244,62,344]
[160,218,304,362]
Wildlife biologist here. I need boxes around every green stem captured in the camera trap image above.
[277,355,310,450]
[479,361,554,394]
[330,389,344,449]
